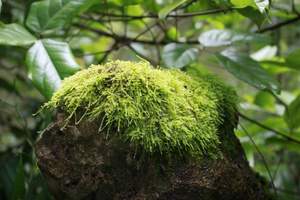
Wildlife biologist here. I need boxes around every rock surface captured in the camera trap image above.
[35,114,271,200]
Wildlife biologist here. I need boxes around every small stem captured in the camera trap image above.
[240,124,277,197]
[238,112,300,145]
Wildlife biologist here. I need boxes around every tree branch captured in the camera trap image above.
[94,8,233,21]
[127,44,158,66]
[256,15,300,33]
[73,23,199,45]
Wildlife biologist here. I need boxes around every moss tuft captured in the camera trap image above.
[43,60,237,158]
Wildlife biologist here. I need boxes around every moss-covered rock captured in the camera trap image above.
[44,60,237,158]
[36,61,272,199]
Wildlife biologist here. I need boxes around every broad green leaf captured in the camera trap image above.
[166,27,179,41]
[11,158,25,200]
[237,6,267,27]
[255,0,269,13]
[214,0,232,6]
[125,4,144,16]
[111,0,142,6]
[284,95,300,130]
[0,157,18,199]
[0,24,36,46]
[26,39,80,99]
[231,0,269,13]
[216,49,280,93]
[251,46,277,61]
[260,58,291,74]
[159,0,188,19]
[26,0,88,33]
[162,43,198,68]
[198,29,269,47]
[142,0,160,12]
[231,0,255,8]
[254,91,275,111]
[286,48,300,70]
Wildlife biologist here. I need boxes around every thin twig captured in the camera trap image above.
[238,112,300,145]
[276,187,300,196]
[94,8,233,21]
[77,49,112,56]
[98,43,119,63]
[132,22,158,41]
[256,15,300,33]
[178,0,197,10]
[74,23,199,45]
[139,20,161,64]
[240,124,277,196]
[127,44,157,66]
[268,90,288,109]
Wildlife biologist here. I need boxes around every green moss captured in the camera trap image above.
[185,64,238,129]
[43,60,237,158]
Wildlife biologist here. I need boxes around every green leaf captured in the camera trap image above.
[166,26,179,41]
[237,6,267,27]
[162,43,198,68]
[260,59,290,74]
[231,0,269,13]
[251,45,277,61]
[286,48,300,70]
[0,23,36,46]
[284,95,300,130]
[158,0,188,19]
[254,0,269,13]
[26,39,80,99]
[216,49,280,93]
[198,29,269,47]
[230,0,255,8]
[26,0,88,33]
[111,0,142,6]
[0,0,2,14]
[11,157,25,200]
[254,91,275,111]
[0,157,18,199]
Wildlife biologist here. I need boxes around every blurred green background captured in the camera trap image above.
[1,0,300,199]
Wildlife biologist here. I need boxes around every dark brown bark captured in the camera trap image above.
[35,113,272,200]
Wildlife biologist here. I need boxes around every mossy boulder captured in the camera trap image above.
[44,60,237,158]
[36,61,270,200]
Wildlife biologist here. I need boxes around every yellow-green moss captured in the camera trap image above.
[43,60,237,158]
